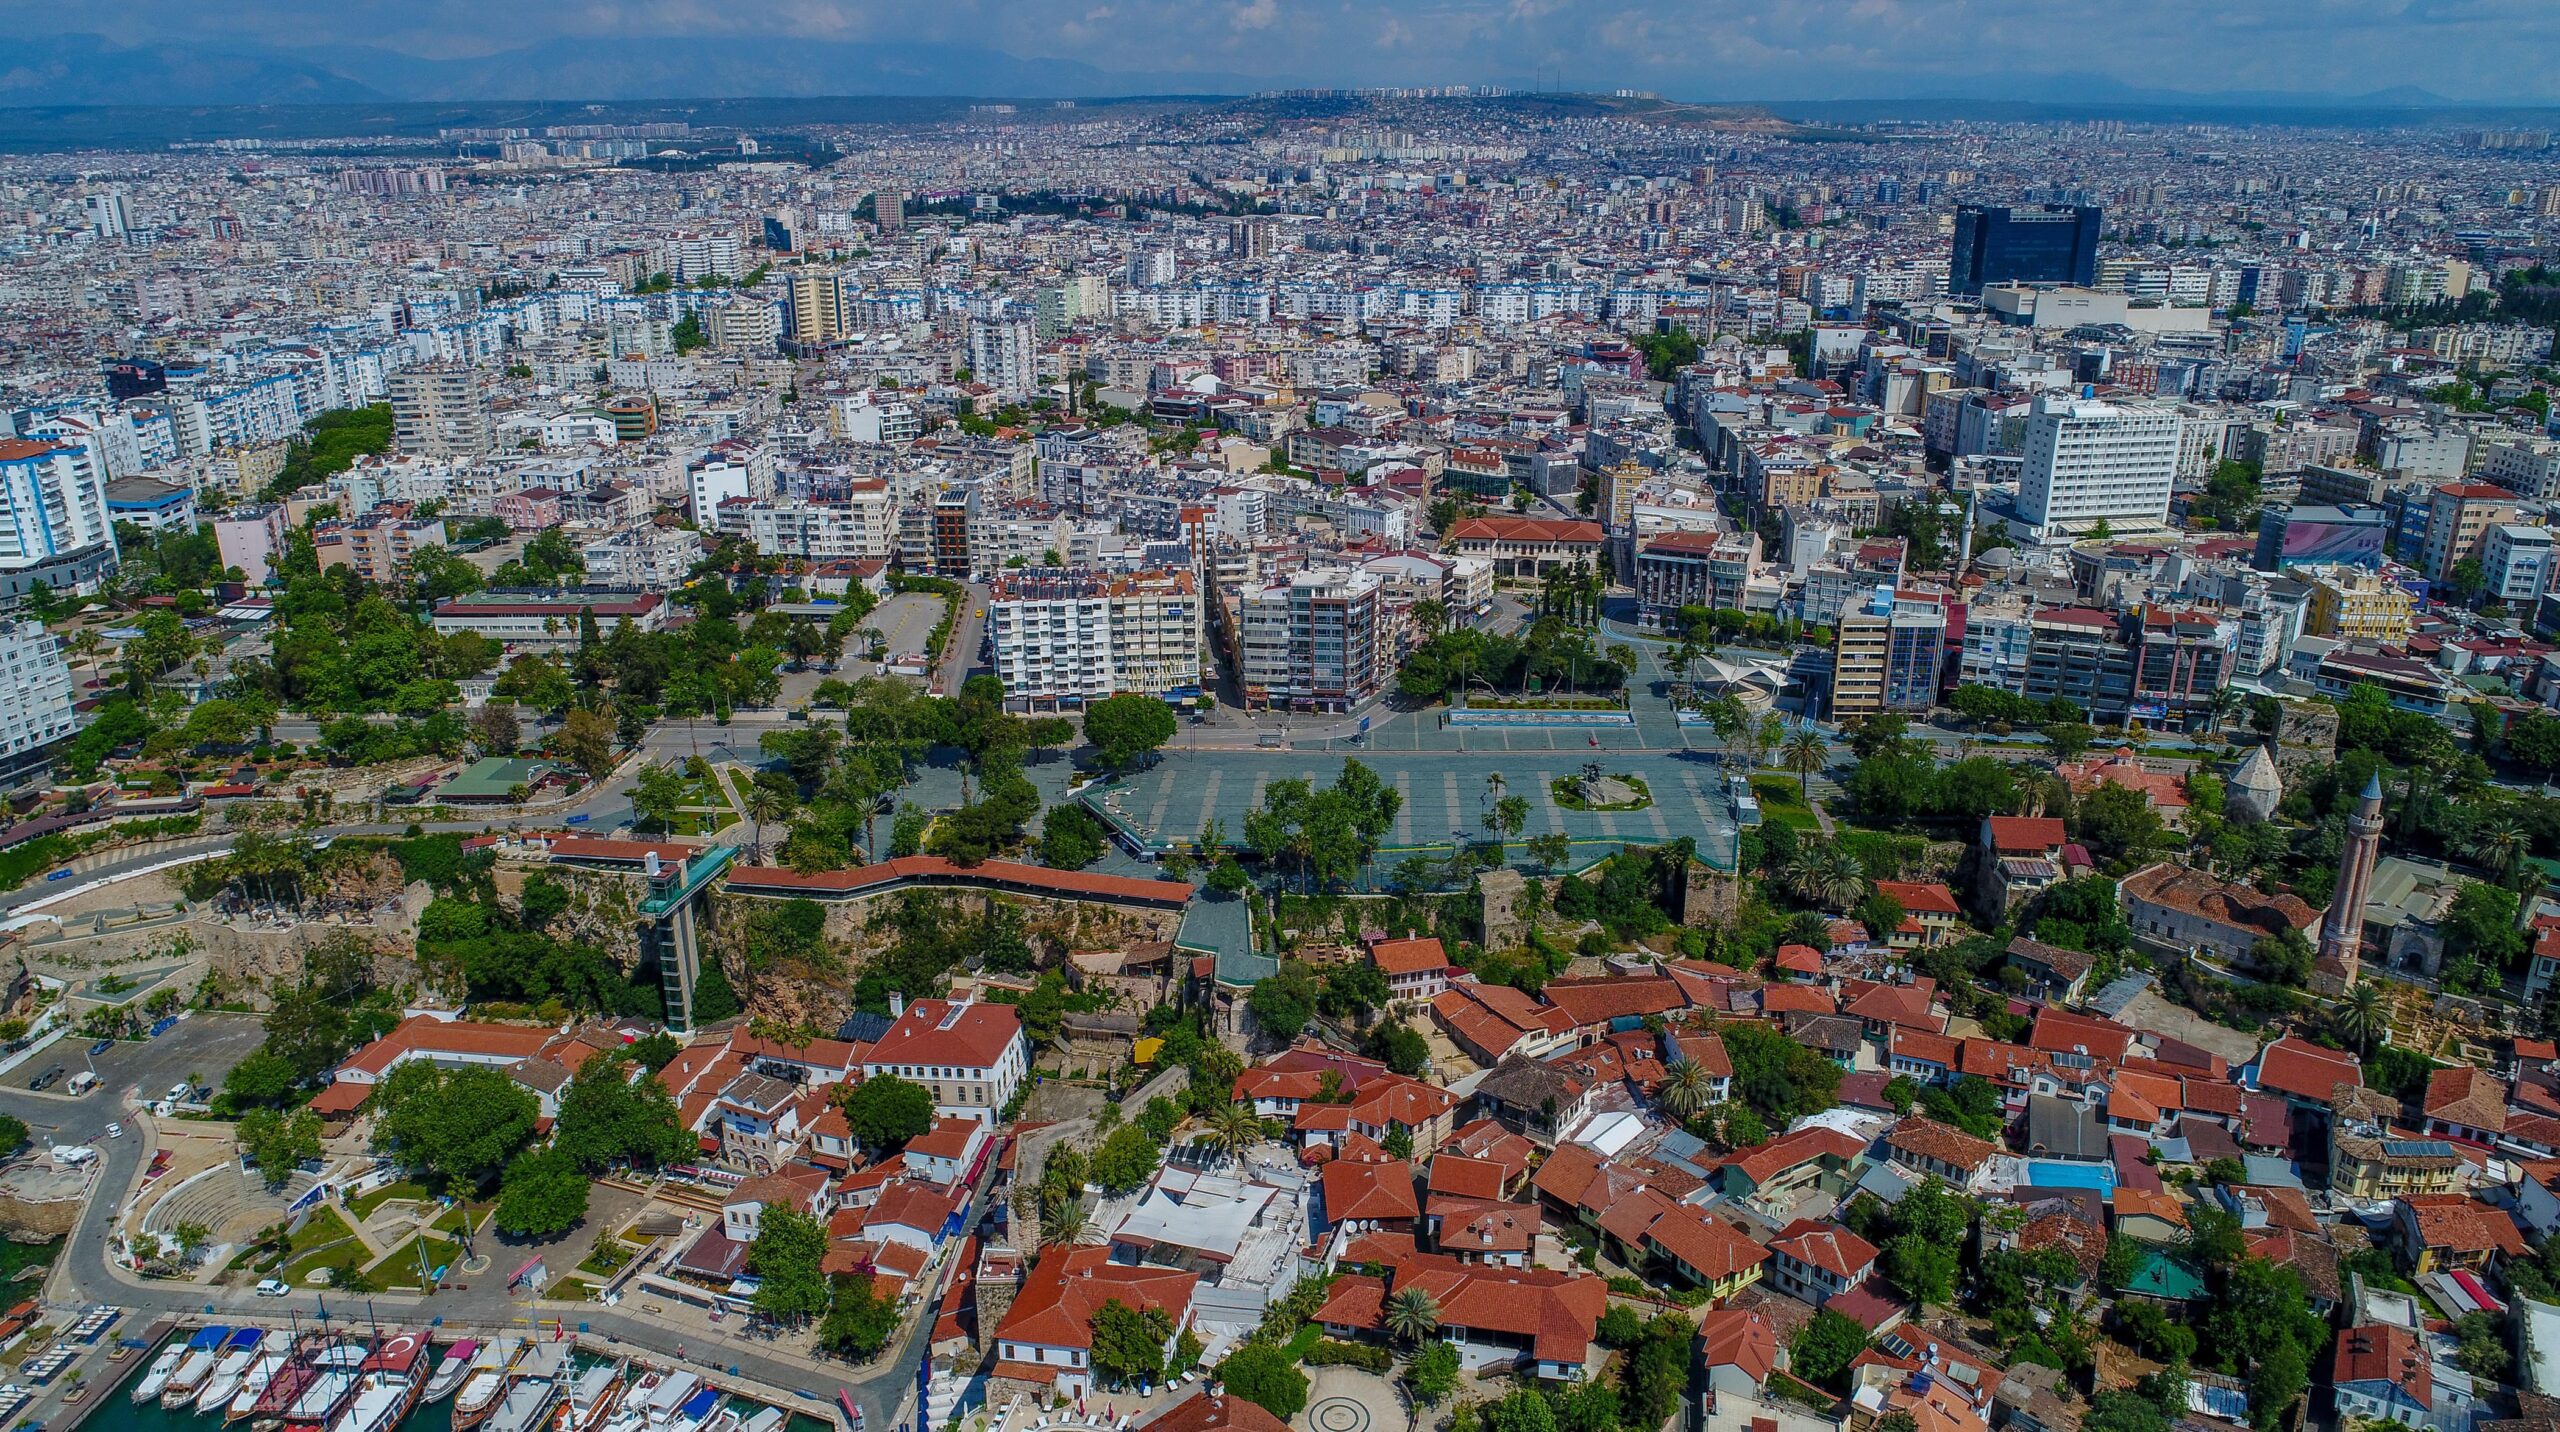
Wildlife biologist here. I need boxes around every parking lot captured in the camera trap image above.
[4,1011,265,1145]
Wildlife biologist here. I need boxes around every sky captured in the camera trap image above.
[15,0,2560,103]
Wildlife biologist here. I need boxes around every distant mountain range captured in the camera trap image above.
[0,32,2527,112]
[0,33,1260,107]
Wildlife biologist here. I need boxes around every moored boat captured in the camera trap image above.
[551,1359,627,1432]
[165,1327,236,1408]
[327,1333,428,1432]
[248,1338,328,1422]
[425,1341,480,1403]
[197,1330,269,1413]
[132,1345,185,1404]
[736,1406,784,1432]
[226,1351,291,1424]
[450,1338,523,1432]
[664,1387,722,1432]
[280,1340,372,1432]
[486,1345,568,1432]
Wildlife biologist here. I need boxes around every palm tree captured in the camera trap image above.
[2464,813,2530,888]
[743,784,788,864]
[1782,723,1831,798]
[1660,1059,1714,1121]
[1040,1205,1092,1249]
[1207,1101,1261,1163]
[2333,981,2389,1056]
[1785,841,1868,911]
[1382,1287,1442,1346]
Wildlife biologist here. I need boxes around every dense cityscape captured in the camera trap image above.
[0,81,2555,1432]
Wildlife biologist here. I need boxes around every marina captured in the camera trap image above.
[98,1327,827,1432]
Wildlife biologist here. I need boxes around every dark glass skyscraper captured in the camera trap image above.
[1949,204,2103,293]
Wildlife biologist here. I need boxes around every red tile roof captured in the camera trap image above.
[1985,817,2067,853]
[1770,1218,1877,1279]
[2252,1036,2363,1103]
[1448,516,1607,545]
[1323,1157,1421,1224]
[1368,936,1451,975]
[865,999,1024,1072]
[990,1244,1196,1350]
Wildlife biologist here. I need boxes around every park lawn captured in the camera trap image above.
[1750,775,1807,806]
[543,1274,599,1301]
[367,1233,462,1288]
[432,1203,488,1238]
[576,1238,647,1279]
[346,1179,431,1221]
[276,1218,368,1286]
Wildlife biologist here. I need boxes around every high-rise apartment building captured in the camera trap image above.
[1948,204,2102,293]
[2419,481,2523,587]
[874,192,905,234]
[1238,568,1385,713]
[986,569,1203,708]
[0,439,115,596]
[741,487,895,562]
[788,268,845,346]
[388,365,492,459]
[83,191,129,240]
[1829,589,1949,720]
[0,620,77,772]
[2015,393,2183,537]
[967,314,1038,402]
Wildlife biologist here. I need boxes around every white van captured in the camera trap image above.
[49,1145,94,1166]
[66,1071,99,1096]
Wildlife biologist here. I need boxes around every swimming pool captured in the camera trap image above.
[2023,1160,2118,1194]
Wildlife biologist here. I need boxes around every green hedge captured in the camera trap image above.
[1302,1339,1390,1371]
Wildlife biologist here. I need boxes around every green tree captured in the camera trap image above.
[1619,1314,1695,1429]
[1782,724,1830,797]
[1789,1309,1870,1390]
[748,1207,831,1325]
[837,1075,935,1147]
[1039,803,1108,870]
[369,1062,540,1189]
[1247,961,1321,1039]
[552,1056,692,1172]
[1089,1124,1162,1194]
[1090,1299,1175,1388]
[1084,693,1180,772]
[818,1273,903,1359]
[236,1107,322,1185]
[1217,1342,1308,1421]
[1404,1341,1459,1408]
[0,1113,25,1156]
[1720,1019,1842,1124]
[494,1148,591,1236]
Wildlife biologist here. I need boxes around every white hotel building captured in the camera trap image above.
[986,568,1203,709]
[2013,393,2184,540]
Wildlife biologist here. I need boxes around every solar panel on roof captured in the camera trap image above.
[2381,1139,2456,1158]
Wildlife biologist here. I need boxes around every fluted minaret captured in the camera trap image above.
[2317,772,2386,988]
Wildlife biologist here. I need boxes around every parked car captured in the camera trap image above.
[87,1040,112,1057]
[255,1279,289,1297]
[164,1081,190,1104]
[104,1122,121,1139]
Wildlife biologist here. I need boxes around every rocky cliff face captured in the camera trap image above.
[696,889,1184,1032]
